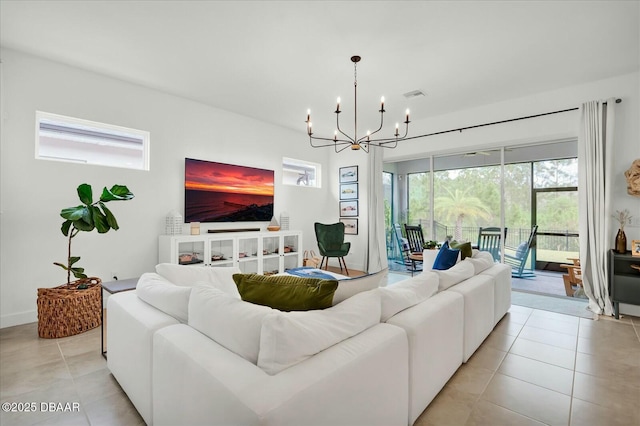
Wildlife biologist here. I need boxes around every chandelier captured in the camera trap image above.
[305,55,411,153]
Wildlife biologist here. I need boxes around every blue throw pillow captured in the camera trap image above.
[432,241,460,270]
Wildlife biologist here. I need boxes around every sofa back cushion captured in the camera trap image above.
[136,272,192,322]
[379,271,439,321]
[333,269,388,305]
[467,250,495,274]
[435,260,475,291]
[257,290,381,375]
[188,286,274,364]
[155,263,241,297]
[233,273,338,311]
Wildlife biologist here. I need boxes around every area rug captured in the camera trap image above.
[511,290,594,319]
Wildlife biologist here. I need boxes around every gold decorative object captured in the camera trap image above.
[625,158,640,197]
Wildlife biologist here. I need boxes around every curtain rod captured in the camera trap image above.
[403,98,622,141]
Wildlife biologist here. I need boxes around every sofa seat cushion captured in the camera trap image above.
[155,263,241,297]
[233,273,338,311]
[188,286,274,364]
[379,271,439,322]
[435,260,475,291]
[257,289,381,375]
[136,272,192,323]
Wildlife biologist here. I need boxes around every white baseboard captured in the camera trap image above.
[1,310,37,329]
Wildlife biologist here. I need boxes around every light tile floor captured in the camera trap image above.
[1,295,639,425]
[415,306,640,426]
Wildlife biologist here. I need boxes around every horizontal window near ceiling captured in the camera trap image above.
[35,111,150,171]
[282,157,321,188]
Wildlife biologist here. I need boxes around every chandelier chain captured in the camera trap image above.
[354,61,357,87]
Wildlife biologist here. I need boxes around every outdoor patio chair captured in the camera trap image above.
[477,227,507,262]
[560,257,583,296]
[504,225,538,278]
[404,224,425,253]
[393,223,422,274]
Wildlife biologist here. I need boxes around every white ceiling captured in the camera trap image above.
[1,1,638,136]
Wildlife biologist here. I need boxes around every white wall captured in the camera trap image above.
[0,48,335,327]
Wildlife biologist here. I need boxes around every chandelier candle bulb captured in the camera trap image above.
[336,97,341,113]
[381,96,385,111]
[406,109,410,123]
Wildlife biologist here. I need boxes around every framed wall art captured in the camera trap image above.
[339,166,358,183]
[340,183,358,200]
[339,200,358,217]
[632,240,640,256]
[340,218,358,235]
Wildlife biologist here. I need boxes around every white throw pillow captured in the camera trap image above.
[379,271,439,322]
[435,260,475,291]
[333,269,388,305]
[257,290,381,375]
[421,249,440,269]
[467,251,495,274]
[155,263,241,297]
[188,286,274,364]
[136,272,191,322]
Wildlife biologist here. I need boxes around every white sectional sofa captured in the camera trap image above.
[107,250,511,426]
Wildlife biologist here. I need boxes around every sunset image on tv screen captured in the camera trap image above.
[184,158,274,222]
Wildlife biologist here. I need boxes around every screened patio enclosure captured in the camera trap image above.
[383,140,581,298]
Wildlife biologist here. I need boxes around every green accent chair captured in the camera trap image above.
[314,222,351,276]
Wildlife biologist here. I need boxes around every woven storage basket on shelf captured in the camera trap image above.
[37,277,102,339]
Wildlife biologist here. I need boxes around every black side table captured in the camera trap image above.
[101,277,138,359]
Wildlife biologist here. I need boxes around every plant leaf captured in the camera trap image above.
[91,205,109,233]
[71,268,87,279]
[100,202,119,230]
[69,256,81,266]
[72,218,94,232]
[100,185,134,202]
[53,262,69,271]
[77,183,93,205]
[61,220,72,236]
[60,206,85,221]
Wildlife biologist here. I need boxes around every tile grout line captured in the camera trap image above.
[57,338,93,425]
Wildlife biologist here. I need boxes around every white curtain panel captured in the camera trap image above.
[366,148,389,273]
[578,98,615,316]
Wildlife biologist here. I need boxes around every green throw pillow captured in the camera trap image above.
[450,241,473,260]
[233,273,338,311]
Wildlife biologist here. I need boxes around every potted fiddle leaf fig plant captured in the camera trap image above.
[38,183,134,339]
[54,183,135,287]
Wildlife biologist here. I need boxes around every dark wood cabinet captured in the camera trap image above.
[609,250,640,319]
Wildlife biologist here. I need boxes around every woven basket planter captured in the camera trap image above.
[37,277,102,339]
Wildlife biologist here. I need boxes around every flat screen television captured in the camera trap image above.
[184,158,274,223]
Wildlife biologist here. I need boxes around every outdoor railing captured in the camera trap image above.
[387,221,579,264]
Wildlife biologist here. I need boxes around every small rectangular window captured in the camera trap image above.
[36,111,150,170]
[282,157,321,187]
